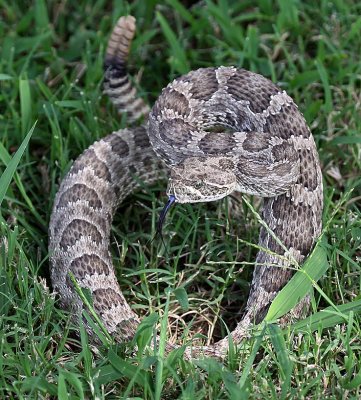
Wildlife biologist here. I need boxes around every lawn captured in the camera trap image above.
[1,0,361,398]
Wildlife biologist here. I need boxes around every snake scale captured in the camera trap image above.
[49,16,323,358]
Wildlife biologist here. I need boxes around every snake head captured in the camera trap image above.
[166,157,237,204]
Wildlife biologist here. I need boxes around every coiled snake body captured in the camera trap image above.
[49,16,323,358]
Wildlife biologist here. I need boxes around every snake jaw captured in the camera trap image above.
[165,157,237,204]
[166,177,236,203]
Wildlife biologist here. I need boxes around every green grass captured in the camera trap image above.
[1,0,361,398]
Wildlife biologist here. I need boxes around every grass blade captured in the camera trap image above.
[57,372,69,400]
[238,325,267,389]
[292,299,361,332]
[265,238,329,322]
[0,123,35,208]
[268,324,293,399]
[108,349,150,388]
[315,59,332,113]
[156,11,190,74]
[19,77,32,135]
[174,287,189,311]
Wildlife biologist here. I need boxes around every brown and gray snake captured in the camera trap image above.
[49,16,323,359]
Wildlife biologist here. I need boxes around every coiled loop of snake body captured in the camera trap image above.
[49,16,323,358]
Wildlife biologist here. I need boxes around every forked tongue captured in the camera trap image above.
[156,195,176,235]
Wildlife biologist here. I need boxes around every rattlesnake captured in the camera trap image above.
[49,16,323,358]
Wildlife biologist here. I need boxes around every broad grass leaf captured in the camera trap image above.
[107,349,150,387]
[174,287,189,311]
[292,299,361,332]
[0,74,13,80]
[21,376,57,395]
[134,313,158,352]
[265,238,329,322]
[59,370,85,399]
[57,372,69,400]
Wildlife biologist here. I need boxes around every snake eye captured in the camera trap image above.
[194,182,202,189]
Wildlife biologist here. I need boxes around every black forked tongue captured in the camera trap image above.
[156,195,176,236]
[148,195,176,250]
